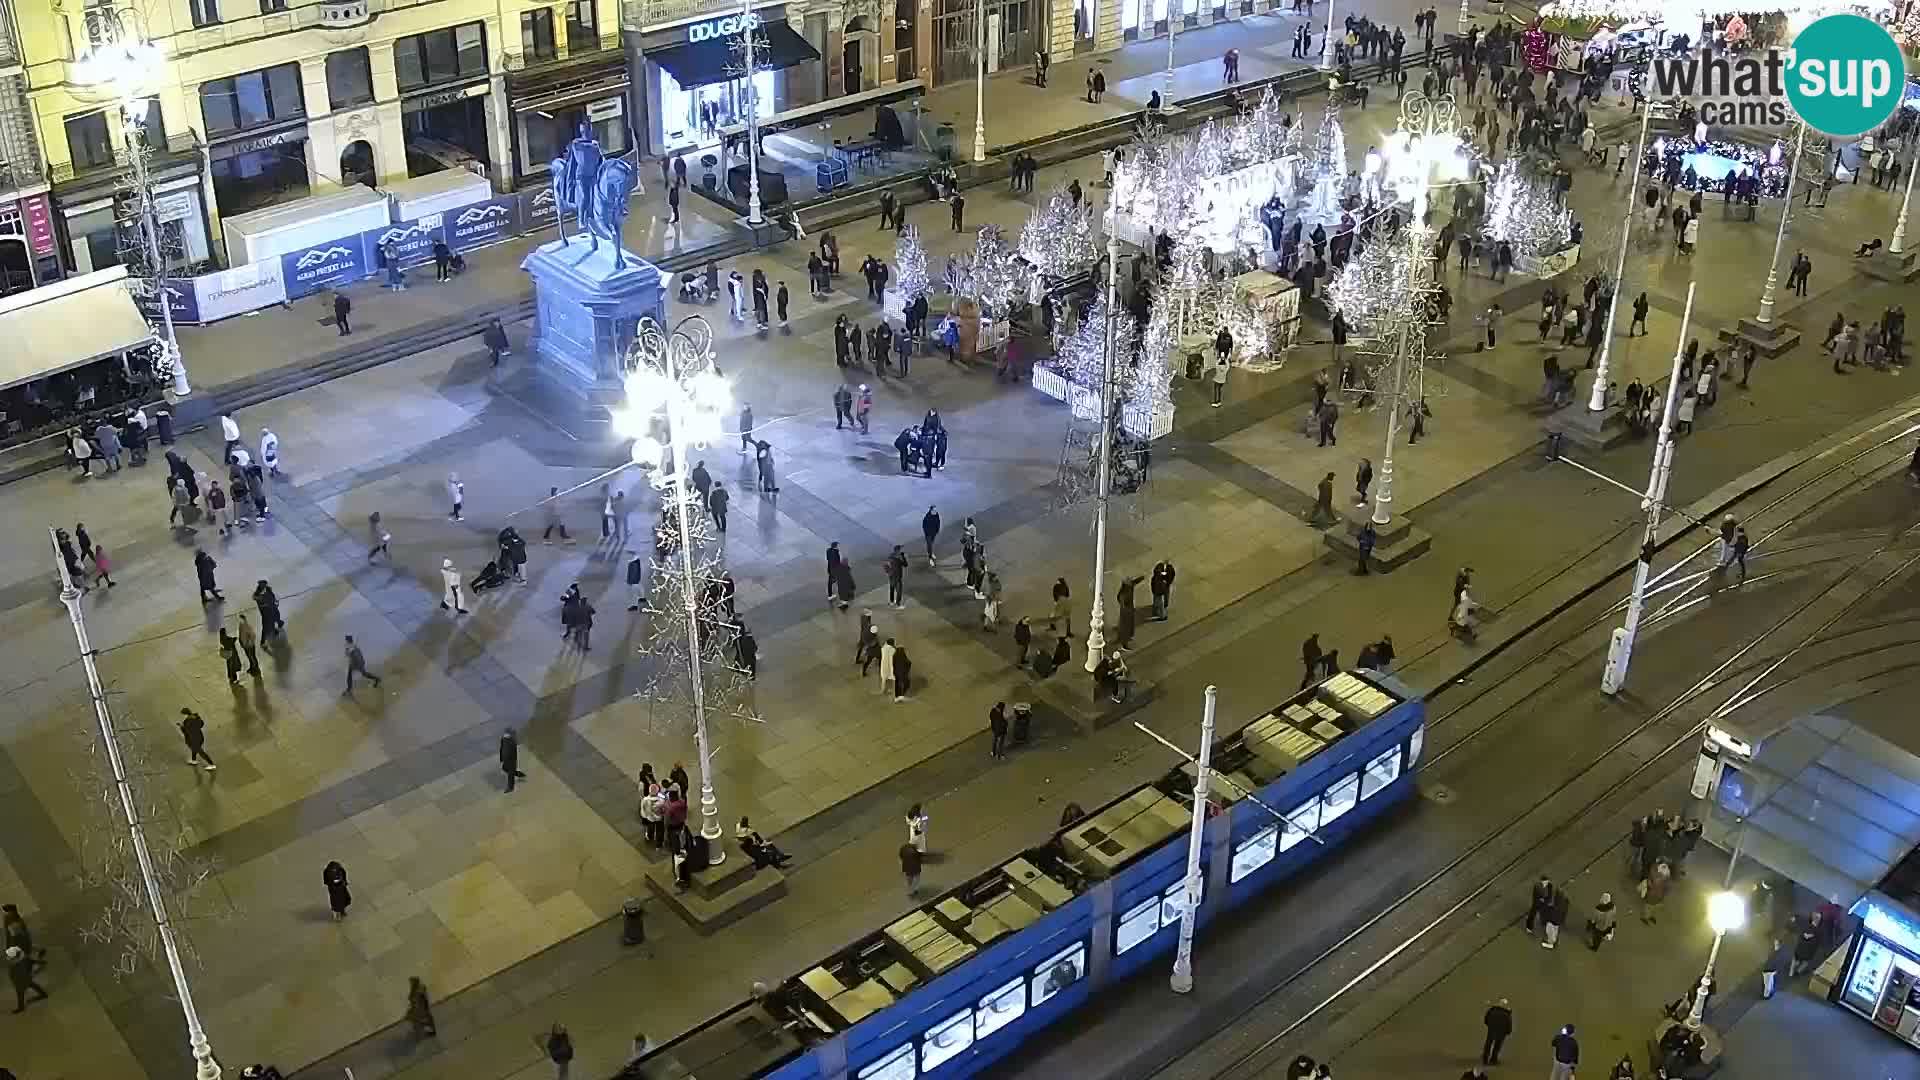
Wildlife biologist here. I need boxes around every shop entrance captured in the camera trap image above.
[403,94,491,177]
[843,38,865,93]
[340,140,376,188]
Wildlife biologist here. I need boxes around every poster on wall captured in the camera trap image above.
[194,259,287,322]
[447,197,519,253]
[18,194,55,257]
[363,215,444,270]
[280,236,371,299]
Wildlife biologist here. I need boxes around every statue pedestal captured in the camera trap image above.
[521,235,666,403]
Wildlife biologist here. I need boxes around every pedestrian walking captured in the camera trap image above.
[1211,353,1230,406]
[906,803,929,854]
[1355,521,1376,575]
[879,637,898,695]
[407,976,437,1037]
[483,319,509,367]
[8,945,48,1013]
[1049,577,1072,634]
[344,635,382,692]
[89,542,115,588]
[884,545,908,608]
[1014,617,1033,667]
[900,841,924,896]
[194,549,223,603]
[2,905,44,972]
[1301,633,1323,688]
[447,473,465,521]
[1639,857,1671,923]
[1354,458,1373,506]
[254,579,285,641]
[500,728,527,792]
[333,291,352,335]
[545,1023,575,1080]
[709,483,729,533]
[834,384,854,429]
[1549,1025,1579,1080]
[323,860,352,919]
[1543,883,1569,949]
[950,193,965,231]
[1480,998,1512,1066]
[179,708,216,770]
[542,487,573,543]
[1317,401,1339,447]
[1586,892,1616,950]
[1526,875,1554,935]
[1763,934,1791,997]
[366,511,391,562]
[989,702,1009,758]
[440,558,468,614]
[921,505,941,565]
[237,614,260,676]
[892,643,912,701]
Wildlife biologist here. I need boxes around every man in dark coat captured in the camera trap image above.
[333,291,352,335]
[482,319,509,367]
[194,549,222,603]
[1300,633,1323,688]
[1481,998,1513,1065]
[500,728,527,792]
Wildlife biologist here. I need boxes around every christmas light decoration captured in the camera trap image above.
[1108,86,1304,248]
[944,224,1030,317]
[1522,25,1552,74]
[1642,136,1793,198]
[1482,159,1573,268]
[894,224,931,302]
[1020,190,1101,280]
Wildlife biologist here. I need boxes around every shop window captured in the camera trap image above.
[521,10,557,62]
[974,977,1025,1040]
[920,1009,973,1072]
[1115,895,1161,955]
[1320,773,1359,827]
[130,98,165,151]
[1282,800,1318,851]
[893,0,916,77]
[1360,745,1401,800]
[1029,942,1085,1006]
[65,111,113,171]
[857,1044,915,1080]
[200,64,305,137]
[395,22,488,92]
[326,48,375,109]
[566,0,599,51]
[211,144,311,215]
[190,0,220,27]
[1230,824,1278,883]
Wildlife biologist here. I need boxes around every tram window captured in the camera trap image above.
[1320,773,1359,826]
[1231,824,1279,882]
[1160,879,1201,926]
[975,977,1026,1040]
[921,1009,975,1071]
[858,1043,916,1080]
[1360,745,1401,799]
[1030,942,1086,1006]
[1408,726,1426,766]
[1281,801,1318,851]
[1115,895,1162,955]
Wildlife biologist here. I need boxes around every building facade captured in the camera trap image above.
[0,0,55,294]
[16,0,624,278]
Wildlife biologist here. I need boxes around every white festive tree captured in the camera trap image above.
[1020,189,1100,280]
[894,225,931,302]
[965,224,1028,317]
[1481,160,1571,267]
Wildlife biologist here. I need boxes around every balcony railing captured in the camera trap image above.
[621,0,742,31]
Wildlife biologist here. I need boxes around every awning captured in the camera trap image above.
[0,267,156,393]
[649,20,820,89]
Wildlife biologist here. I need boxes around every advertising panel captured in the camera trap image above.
[131,278,201,324]
[193,259,288,323]
[362,214,444,270]
[446,197,518,253]
[519,183,561,233]
[280,236,372,299]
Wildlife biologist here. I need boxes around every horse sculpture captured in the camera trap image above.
[547,123,638,269]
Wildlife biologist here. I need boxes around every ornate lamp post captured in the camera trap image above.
[1890,135,1917,255]
[740,1,764,224]
[615,316,734,857]
[74,9,189,397]
[1369,91,1462,531]
[1687,891,1746,1031]
[1319,0,1338,70]
[1754,122,1809,327]
[973,0,988,162]
[1083,228,1122,673]
[50,528,221,1079]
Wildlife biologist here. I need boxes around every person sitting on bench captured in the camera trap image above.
[736,817,792,869]
[674,826,712,889]
[1856,237,1885,257]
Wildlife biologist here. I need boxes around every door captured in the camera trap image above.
[843,38,864,93]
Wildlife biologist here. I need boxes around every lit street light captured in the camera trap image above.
[614,316,734,858]
[1687,890,1747,1032]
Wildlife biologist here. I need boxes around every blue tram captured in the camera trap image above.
[631,670,1426,1080]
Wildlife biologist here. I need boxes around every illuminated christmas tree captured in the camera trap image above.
[1481,160,1571,268]
[894,225,931,302]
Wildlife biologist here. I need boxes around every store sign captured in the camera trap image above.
[448,197,518,253]
[363,214,443,269]
[280,237,370,298]
[405,82,489,112]
[194,259,287,322]
[18,194,54,257]
[154,192,195,223]
[688,11,758,41]
[586,97,625,122]
[1858,902,1920,959]
[226,130,298,155]
[132,279,200,324]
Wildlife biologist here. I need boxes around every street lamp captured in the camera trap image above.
[1369,92,1464,531]
[740,1,764,225]
[1165,0,1179,102]
[50,527,222,1080]
[973,0,987,163]
[73,10,190,397]
[1754,122,1809,326]
[1083,228,1122,673]
[1585,56,1659,413]
[1891,135,1918,255]
[1319,0,1337,70]
[1169,685,1217,994]
[1687,890,1746,1032]
[614,316,733,859]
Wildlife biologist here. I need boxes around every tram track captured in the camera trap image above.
[1146,425,1920,1080]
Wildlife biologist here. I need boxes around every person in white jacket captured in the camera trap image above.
[260,428,280,477]
[447,473,464,521]
[220,414,240,459]
[440,558,468,613]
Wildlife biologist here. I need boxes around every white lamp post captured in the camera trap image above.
[1585,58,1658,413]
[741,2,764,225]
[74,13,189,397]
[973,0,988,162]
[616,317,733,857]
[1892,136,1918,255]
[1687,891,1746,1032]
[1319,0,1337,70]
[1083,230,1122,673]
[1457,0,1469,34]
[1169,685,1217,994]
[1370,92,1462,530]
[1165,0,1178,101]
[1755,122,1809,326]
[50,528,221,1079]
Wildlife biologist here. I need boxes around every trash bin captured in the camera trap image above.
[155,408,175,445]
[622,898,645,945]
[1184,351,1205,381]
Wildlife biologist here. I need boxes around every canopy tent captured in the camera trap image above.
[0,267,156,394]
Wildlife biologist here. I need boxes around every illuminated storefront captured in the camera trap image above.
[629,7,823,158]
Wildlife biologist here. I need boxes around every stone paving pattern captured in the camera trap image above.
[1,5,1916,1079]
